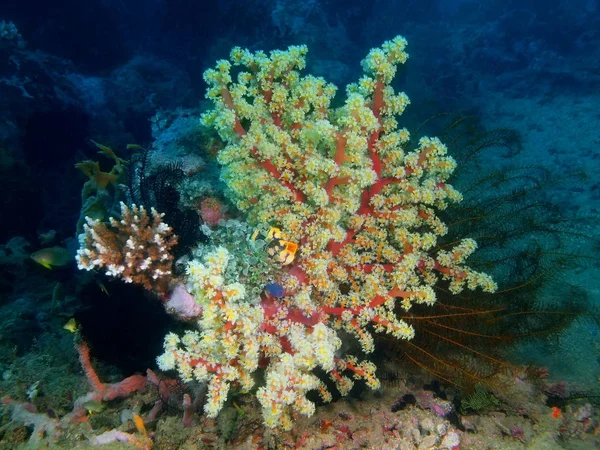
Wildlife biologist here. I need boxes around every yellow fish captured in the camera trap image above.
[267,239,298,265]
[63,318,79,333]
[133,414,147,437]
[30,246,71,269]
[251,227,298,265]
[82,399,105,414]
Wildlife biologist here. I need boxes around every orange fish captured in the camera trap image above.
[551,406,562,419]
[133,414,147,436]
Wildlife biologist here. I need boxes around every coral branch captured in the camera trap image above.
[77,341,105,396]
[168,35,499,429]
[76,202,178,294]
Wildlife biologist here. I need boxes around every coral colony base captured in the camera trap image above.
[76,36,497,430]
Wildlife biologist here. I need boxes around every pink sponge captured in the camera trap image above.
[165,284,202,320]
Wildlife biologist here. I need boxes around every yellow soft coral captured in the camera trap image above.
[188,36,498,428]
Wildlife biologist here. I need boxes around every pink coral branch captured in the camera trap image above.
[67,340,147,423]
[77,341,105,396]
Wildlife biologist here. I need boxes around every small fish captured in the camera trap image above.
[133,414,147,436]
[82,399,105,414]
[252,227,298,265]
[63,318,79,333]
[265,282,285,298]
[30,246,71,269]
[126,144,144,150]
[266,239,298,265]
[96,279,110,296]
[275,240,298,265]
[551,406,562,419]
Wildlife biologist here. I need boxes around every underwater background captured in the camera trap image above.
[0,0,599,448]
